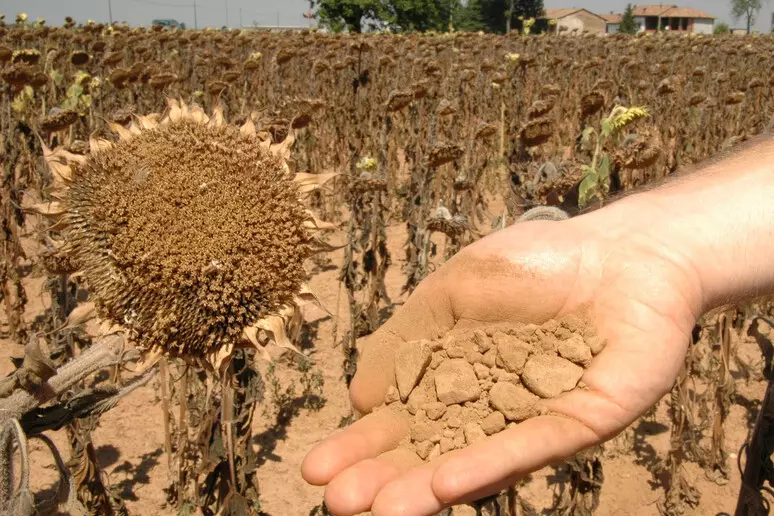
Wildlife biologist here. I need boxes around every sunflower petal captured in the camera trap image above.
[136,114,160,130]
[209,342,235,373]
[109,122,133,141]
[240,116,256,137]
[167,98,182,122]
[210,103,225,127]
[23,201,67,219]
[310,236,346,253]
[293,172,338,195]
[242,326,274,362]
[303,210,337,231]
[65,302,96,328]
[89,136,114,154]
[190,103,210,125]
[270,129,295,162]
[254,314,301,355]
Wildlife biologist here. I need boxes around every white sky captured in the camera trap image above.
[0,0,770,31]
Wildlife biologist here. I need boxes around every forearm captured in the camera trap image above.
[610,138,774,311]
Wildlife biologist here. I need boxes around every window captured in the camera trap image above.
[670,18,680,30]
[645,16,658,30]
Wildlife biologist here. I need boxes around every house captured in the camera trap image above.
[630,5,716,34]
[601,13,622,34]
[541,8,607,35]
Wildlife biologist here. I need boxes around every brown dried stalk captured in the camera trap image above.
[660,336,701,516]
[706,313,733,484]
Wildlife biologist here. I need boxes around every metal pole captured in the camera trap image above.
[193,0,198,29]
[108,0,113,24]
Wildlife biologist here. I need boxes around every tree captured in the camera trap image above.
[467,0,544,34]
[386,0,458,32]
[453,0,487,31]
[618,4,639,34]
[731,0,761,34]
[714,21,731,33]
[308,0,384,33]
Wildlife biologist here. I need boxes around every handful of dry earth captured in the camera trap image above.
[377,315,605,461]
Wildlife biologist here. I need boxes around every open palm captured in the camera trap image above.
[302,207,703,516]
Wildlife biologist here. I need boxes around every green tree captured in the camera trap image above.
[714,21,731,33]
[731,0,761,33]
[308,0,383,33]
[386,0,458,32]
[469,0,544,34]
[453,0,487,31]
[618,4,639,34]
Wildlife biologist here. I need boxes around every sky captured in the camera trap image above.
[0,0,771,32]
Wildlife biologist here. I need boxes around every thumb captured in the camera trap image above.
[350,272,455,413]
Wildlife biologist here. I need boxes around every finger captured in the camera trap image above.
[301,406,409,486]
[324,448,422,516]
[371,453,454,516]
[431,415,599,504]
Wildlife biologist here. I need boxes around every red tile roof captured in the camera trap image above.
[662,7,716,19]
[601,14,623,23]
[542,8,607,21]
[542,8,583,19]
[632,5,715,19]
[632,5,675,16]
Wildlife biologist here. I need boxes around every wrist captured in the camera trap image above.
[604,164,774,312]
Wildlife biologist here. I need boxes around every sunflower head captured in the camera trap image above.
[52,100,334,369]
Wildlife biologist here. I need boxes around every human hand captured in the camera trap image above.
[301,196,705,516]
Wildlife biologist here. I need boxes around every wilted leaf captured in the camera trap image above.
[294,172,338,195]
[65,302,97,328]
[303,210,337,231]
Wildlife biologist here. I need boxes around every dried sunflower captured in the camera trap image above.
[42,100,337,371]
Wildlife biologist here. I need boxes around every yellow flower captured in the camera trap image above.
[356,156,378,170]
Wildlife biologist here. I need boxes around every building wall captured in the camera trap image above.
[558,11,606,34]
[634,16,646,33]
[692,19,714,34]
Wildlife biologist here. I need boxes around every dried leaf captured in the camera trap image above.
[303,210,337,231]
[23,201,67,219]
[209,102,225,127]
[254,314,300,354]
[241,326,273,362]
[66,302,96,328]
[294,172,338,195]
[270,129,295,162]
[190,103,209,125]
[240,116,256,136]
[109,121,132,141]
[89,137,113,154]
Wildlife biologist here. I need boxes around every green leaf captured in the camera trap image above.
[578,168,598,207]
[66,83,83,100]
[598,153,611,186]
[49,69,63,86]
[61,96,77,110]
[600,118,613,139]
